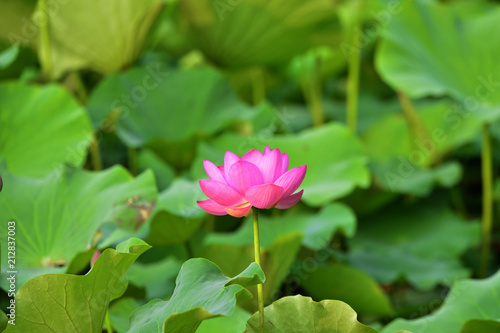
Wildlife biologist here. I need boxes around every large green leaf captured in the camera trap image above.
[0,0,37,47]
[145,1,193,57]
[4,238,151,333]
[300,265,394,316]
[371,160,462,197]
[128,259,265,333]
[98,177,205,248]
[350,201,481,290]
[0,166,156,289]
[0,83,92,177]
[381,269,500,333]
[192,123,370,206]
[180,0,340,68]
[363,101,481,167]
[109,298,144,333]
[362,100,478,196]
[34,0,164,79]
[0,310,7,331]
[145,178,206,246]
[460,319,500,333]
[324,94,402,135]
[126,256,182,299]
[245,295,377,333]
[203,203,356,250]
[196,306,251,333]
[87,67,254,147]
[137,149,175,190]
[376,0,500,122]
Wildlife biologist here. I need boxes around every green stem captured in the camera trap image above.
[89,132,102,171]
[450,186,467,219]
[185,241,194,258]
[480,124,493,278]
[346,1,363,133]
[301,64,324,127]
[71,71,89,103]
[105,310,113,333]
[252,207,264,332]
[205,215,216,232]
[397,90,432,164]
[128,147,138,176]
[39,0,53,79]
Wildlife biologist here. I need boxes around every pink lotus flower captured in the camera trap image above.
[197,146,307,217]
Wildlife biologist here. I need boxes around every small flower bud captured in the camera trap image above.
[91,250,101,267]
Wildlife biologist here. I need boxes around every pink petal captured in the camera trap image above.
[91,250,101,267]
[281,153,289,174]
[263,146,271,155]
[242,149,263,165]
[199,180,244,206]
[276,190,303,209]
[274,165,307,197]
[218,166,225,180]
[226,202,252,218]
[224,151,240,180]
[203,160,225,183]
[227,161,264,194]
[245,183,284,209]
[197,199,228,216]
[257,148,282,183]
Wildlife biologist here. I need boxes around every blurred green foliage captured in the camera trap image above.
[0,0,499,332]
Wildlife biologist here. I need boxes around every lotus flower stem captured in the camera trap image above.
[346,0,363,133]
[252,207,265,332]
[397,90,431,162]
[72,71,90,102]
[197,147,306,330]
[480,124,493,278]
[128,147,138,175]
[184,241,194,258]
[90,132,102,171]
